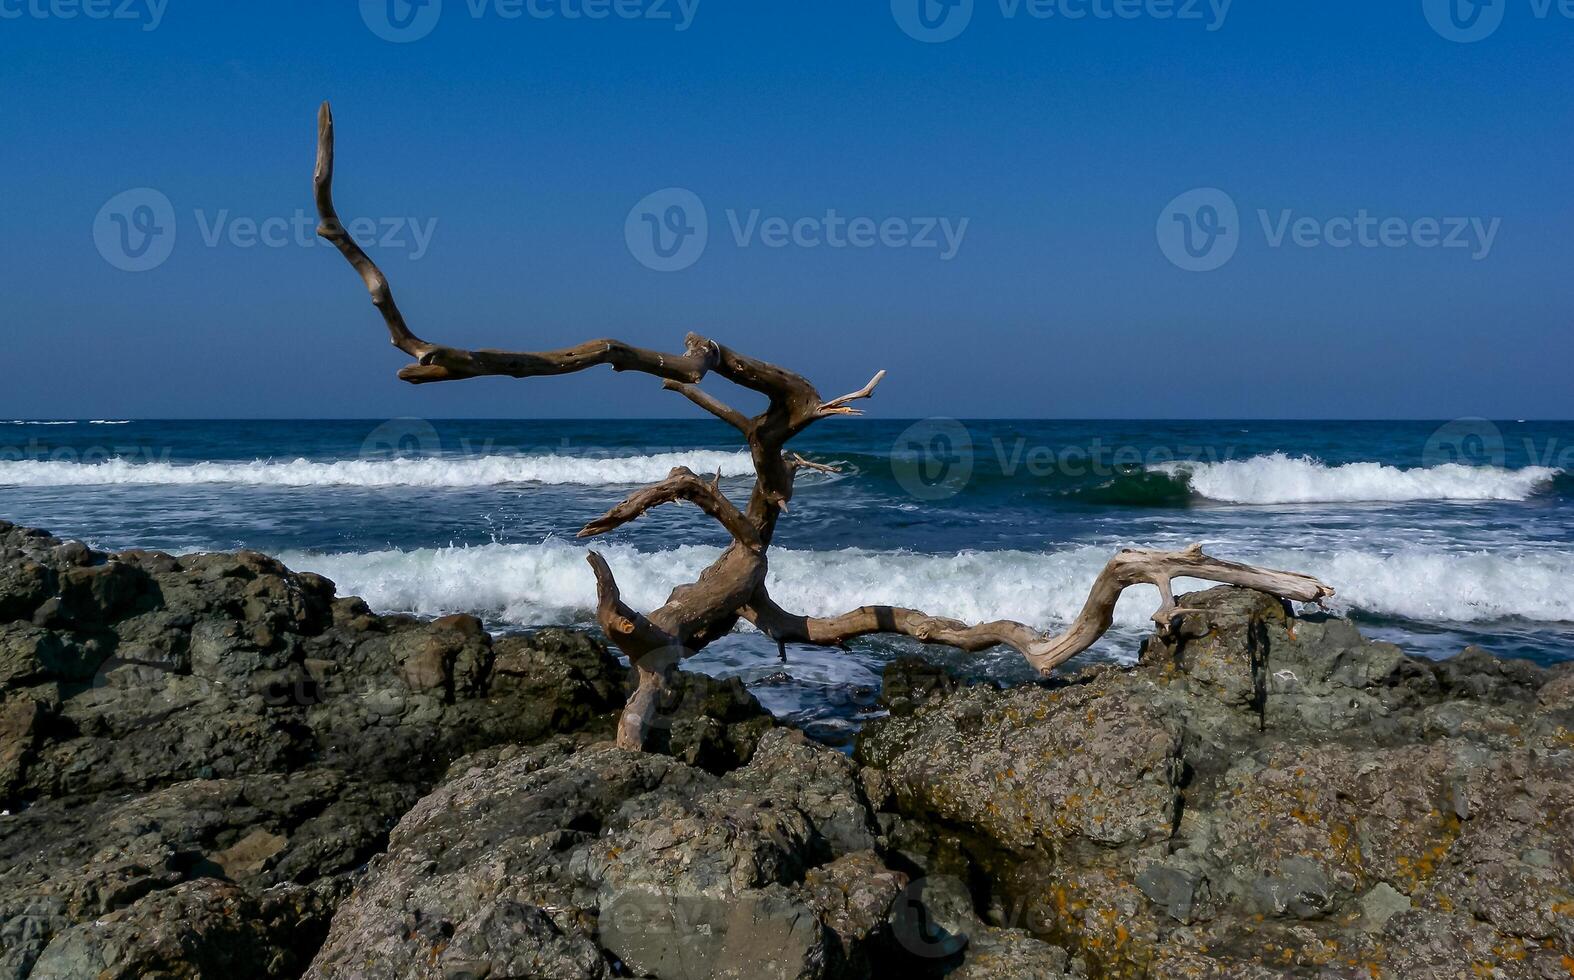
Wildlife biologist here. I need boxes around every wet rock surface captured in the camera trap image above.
[4,522,1571,978]
[858,587,1574,979]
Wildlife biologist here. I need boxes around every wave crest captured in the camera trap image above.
[0,452,757,489]
[278,541,1574,637]
[1155,453,1559,504]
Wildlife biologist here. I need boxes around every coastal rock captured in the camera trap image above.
[23,879,330,980]
[858,674,1183,853]
[0,522,768,979]
[310,730,904,980]
[652,668,778,775]
[858,586,1574,978]
[5,522,1570,978]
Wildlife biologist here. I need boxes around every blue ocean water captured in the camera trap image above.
[3,418,1571,743]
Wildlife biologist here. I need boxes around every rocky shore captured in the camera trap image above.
[1,519,1570,978]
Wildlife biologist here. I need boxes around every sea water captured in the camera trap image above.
[3,418,1570,743]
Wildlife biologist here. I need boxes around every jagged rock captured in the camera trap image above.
[878,655,960,717]
[858,586,1574,979]
[652,669,778,775]
[0,770,422,977]
[948,927,1081,980]
[727,729,879,858]
[880,869,1084,979]
[858,678,1183,853]
[312,730,905,980]
[800,851,908,977]
[6,522,1570,979]
[306,740,669,980]
[587,732,872,979]
[0,523,730,979]
[22,879,331,980]
[0,528,640,809]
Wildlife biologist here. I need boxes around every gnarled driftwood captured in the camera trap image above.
[313,102,1336,750]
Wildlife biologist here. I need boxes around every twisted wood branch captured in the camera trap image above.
[741,544,1334,675]
[313,104,1336,750]
[579,467,760,551]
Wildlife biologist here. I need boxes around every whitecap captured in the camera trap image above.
[275,541,1574,640]
[1156,453,1557,505]
[0,451,756,489]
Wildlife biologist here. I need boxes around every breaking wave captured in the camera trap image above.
[1151,453,1559,505]
[278,541,1574,635]
[0,452,757,489]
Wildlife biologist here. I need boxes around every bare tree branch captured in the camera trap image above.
[661,380,751,431]
[585,552,674,655]
[819,370,887,417]
[742,545,1333,674]
[786,453,841,475]
[315,102,719,387]
[314,101,430,363]
[313,105,1338,752]
[579,467,760,551]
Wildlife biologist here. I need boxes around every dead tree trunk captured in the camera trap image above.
[312,103,1336,750]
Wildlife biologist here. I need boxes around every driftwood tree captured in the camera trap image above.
[312,103,1337,750]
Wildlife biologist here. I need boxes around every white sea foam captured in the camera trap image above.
[1156,453,1558,504]
[4,421,77,426]
[278,541,1574,638]
[0,452,757,488]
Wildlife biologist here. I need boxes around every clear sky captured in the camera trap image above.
[1,1,1569,419]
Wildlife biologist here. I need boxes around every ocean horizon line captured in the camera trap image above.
[4,416,1569,424]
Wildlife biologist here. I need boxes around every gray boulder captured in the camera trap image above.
[0,522,696,979]
[311,730,907,980]
[858,586,1574,979]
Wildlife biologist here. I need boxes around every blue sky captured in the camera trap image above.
[1,0,1569,419]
